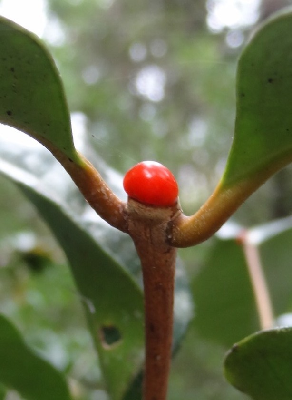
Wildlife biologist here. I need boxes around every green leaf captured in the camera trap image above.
[0,313,71,400]
[0,16,80,163]
[172,8,292,248]
[0,124,145,399]
[224,328,292,400]
[1,156,145,400]
[192,235,258,346]
[0,383,6,400]
[21,184,145,400]
[178,8,292,248]
[223,8,292,188]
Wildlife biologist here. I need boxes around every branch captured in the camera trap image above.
[126,198,180,400]
[169,158,292,248]
[39,137,128,232]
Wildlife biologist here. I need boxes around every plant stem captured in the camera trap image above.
[40,139,128,232]
[170,156,292,248]
[241,236,274,330]
[127,199,180,400]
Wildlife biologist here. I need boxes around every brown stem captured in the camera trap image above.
[37,137,128,232]
[241,235,274,330]
[62,152,128,232]
[126,198,180,400]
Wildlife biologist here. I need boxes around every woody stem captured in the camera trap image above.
[127,199,179,400]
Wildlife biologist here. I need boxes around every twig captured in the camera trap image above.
[241,234,274,330]
[39,138,128,232]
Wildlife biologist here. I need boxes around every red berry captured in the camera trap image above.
[123,161,178,206]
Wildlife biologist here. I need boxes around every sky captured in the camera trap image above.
[0,0,47,36]
[0,0,260,37]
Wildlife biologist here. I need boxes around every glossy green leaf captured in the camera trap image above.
[0,313,71,400]
[223,8,292,187]
[224,328,292,400]
[0,16,80,163]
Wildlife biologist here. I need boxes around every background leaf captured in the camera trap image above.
[248,217,292,318]
[0,127,193,399]
[191,235,259,346]
[0,384,5,400]
[224,328,292,400]
[0,134,145,400]
[192,216,292,347]
[0,313,71,400]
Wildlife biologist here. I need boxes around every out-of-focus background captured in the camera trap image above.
[0,0,292,399]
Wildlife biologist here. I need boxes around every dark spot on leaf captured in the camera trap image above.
[268,78,274,83]
[240,93,245,98]
[99,325,122,349]
[6,110,12,116]
[68,158,73,162]
[10,67,14,72]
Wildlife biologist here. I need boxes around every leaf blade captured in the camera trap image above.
[0,16,79,162]
[0,129,193,399]
[172,9,292,247]
[192,236,258,346]
[223,8,292,187]
[16,183,145,400]
[224,328,292,400]
[0,314,71,400]
[0,127,145,399]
